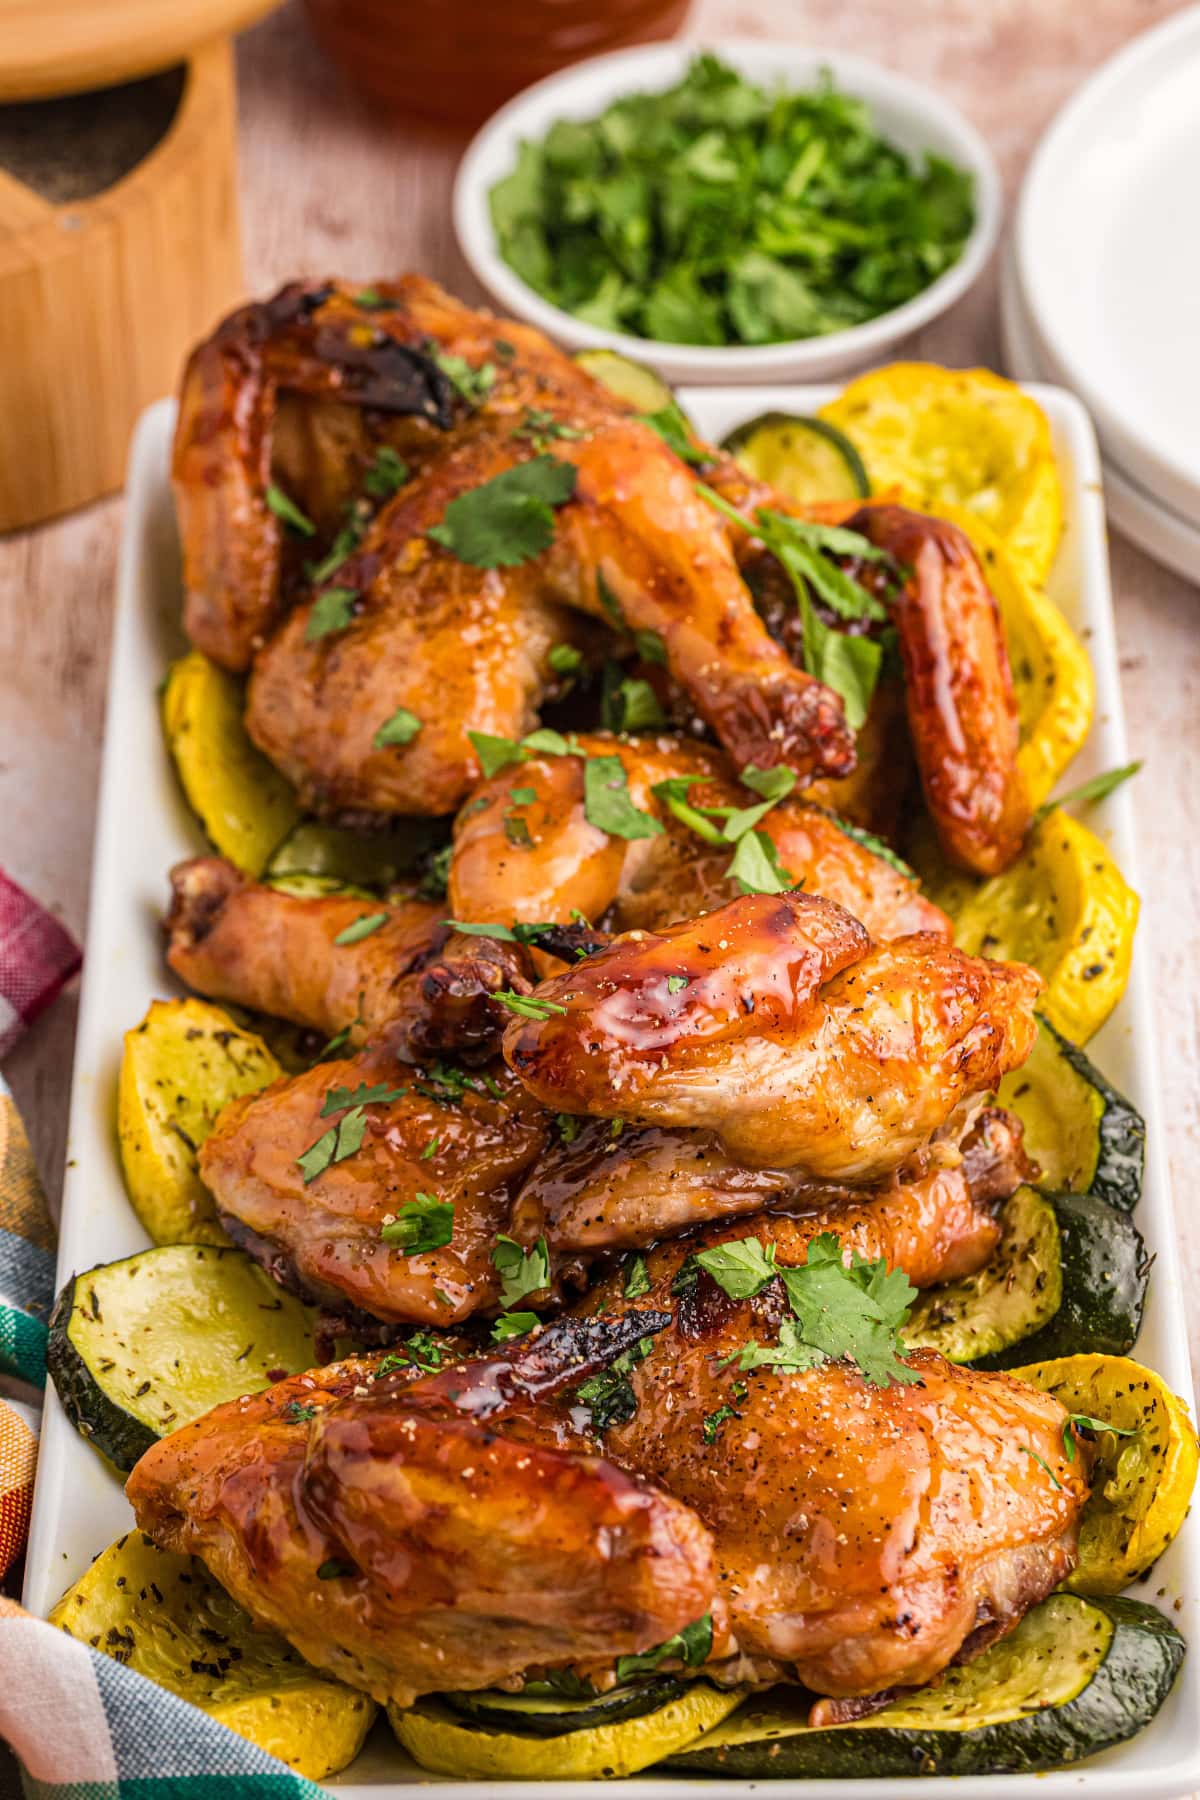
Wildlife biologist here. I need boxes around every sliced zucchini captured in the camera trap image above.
[51,1532,374,1780]
[1014,1353,1200,1594]
[573,349,676,416]
[667,1593,1183,1777]
[266,871,374,901]
[721,412,870,502]
[162,649,299,876]
[265,818,441,891]
[46,1244,315,1472]
[118,997,283,1245]
[819,363,1064,586]
[903,1186,1147,1368]
[390,1684,745,1780]
[444,1675,684,1737]
[942,811,1140,1045]
[999,1015,1144,1211]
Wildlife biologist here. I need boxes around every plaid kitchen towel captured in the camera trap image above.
[0,1076,333,1798]
[0,872,81,1062]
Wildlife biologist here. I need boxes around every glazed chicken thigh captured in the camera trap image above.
[128,1215,1087,1709]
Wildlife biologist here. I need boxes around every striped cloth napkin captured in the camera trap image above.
[0,1074,330,1798]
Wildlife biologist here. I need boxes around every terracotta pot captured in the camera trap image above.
[304,0,691,123]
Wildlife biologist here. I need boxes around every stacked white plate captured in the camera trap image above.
[1005,4,1200,585]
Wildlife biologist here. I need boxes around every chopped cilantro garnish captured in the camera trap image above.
[333,911,389,946]
[726,827,794,895]
[494,990,568,1020]
[574,1335,653,1434]
[514,409,585,450]
[583,754,663,840]
[363,445,409,498]
[740,764,796,803]
[634,627,667,665]
[372,705,422,748]
[615,1614,712,1682]
[504,812,533,848]
[266,483,315,536]
[601,666,665,733]
[644,404,707,466]
[433,351,496,406]
[1020,1444,1063,1489]
[623,1253,652,1299]
[698,1231,918,1387]
[428,456,576,568]
[702,1402,739,1443]
[548,642,584,676]
[297,1105,370,1184]
[380,1194,455,1255]
[828,814,915,879]
[320,1080,405,1117]
[1062,1412,1137,1462]
[492,1234,551,1307]
[596,569,624,628]
[354,287,388,309]
[666,974,689,994]
[305,586,358,643]
[556,1111,582,1145]
[1032,761,1142,829]
[491,1310,539,1342]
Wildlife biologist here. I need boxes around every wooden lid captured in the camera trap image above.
[0,0,283,101]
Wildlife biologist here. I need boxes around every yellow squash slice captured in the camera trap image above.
[933,504,1094,810]
[118,997,283,1244]
[389,1686,746,1781]
[820,363,1064,584]
[931,811,1139,1045]
[52,1533,374,1781]
[162,649,300,876]
[1013,1354,1199,1594]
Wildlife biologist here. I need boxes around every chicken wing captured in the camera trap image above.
[178,275,855,815]
[849,504,1031,874]
[504,890,1041,1177]
[513,1104,1028,1256]
[448,732,950,943]
[127,1317,716,1707]
[166,857,530,1061]
[199,1049,549,1326]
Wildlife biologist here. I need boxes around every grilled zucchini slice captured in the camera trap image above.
[162,649,299,876]
[391,1684,744,1780]
[266,818,442,891]
[46,1244,315,1471]
[667,1593,1183,1777]
[444,1676,685,1737]
[721,413,869,502]
[118,997,283,1244]
[573,350,676,416]
[51,1532,374,1780]
[1014,1353,1200,1593]
[1000,1016,1144,1210]
[903,1185,1148,1368]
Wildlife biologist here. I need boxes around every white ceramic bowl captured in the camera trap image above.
[453,40,1002,385]
[1014,5,1200,529]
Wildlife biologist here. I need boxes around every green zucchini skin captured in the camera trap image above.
[718,412,871,497]
[975,1192,1150,1370]
[46,1273,158,1472]
[666,1597,1184,1778]
[444,1676,685,1737]
[1052,1023,1145,1212]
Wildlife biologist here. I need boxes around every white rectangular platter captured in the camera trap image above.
[24,385,1200,1799]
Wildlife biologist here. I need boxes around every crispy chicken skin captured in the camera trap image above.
[180,274,854,812]
[850,504,1031,875]
[448,733,951,943]
[513,1104,1028,1256]
[199,1051,549,1325]
[166,857,530,1060]
[128,1224,1085,1706]
[504,891,1042,1177]
[127,1319,717,1708]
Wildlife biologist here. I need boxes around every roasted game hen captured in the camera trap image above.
[127,1230,1088,1708]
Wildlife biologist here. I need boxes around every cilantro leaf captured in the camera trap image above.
[1032,761,1142,829]
[491,1311,539,1342]
[726,828,794,895]
[778,1234,919,1387]
[494,990,567,1020]
[666,974,688,994]
[702,1401,740,1442]
[305,586,359,643]
[644,404,708,466]
[733,1317,826,1375]
[363,446,409,498]
[320,1081,405,1117]
[574,1335,654,1434]
[297,1104,371,1184]
[1062,1411,1137,1462]
[428,456,576,568]
[1020,1444,1063,1489]
[601,668,665,732]
[623,1253,652,1299]
[468,730,525,779]
[333,911,389,946]
[266,483,315,536]
[380,1193,455,1255]
[651,774,727,845]
[634,628,667,665]
[615,1614,712,1682]
[432,351,496,406]
[492,1234,550,1307]
[584,754,664,840]
[695,1236,778,1300]
[548,642,584,675]
[373,705,421,748]
[827,814,916,879]
[740,764,796,803]
[442,919,518,942]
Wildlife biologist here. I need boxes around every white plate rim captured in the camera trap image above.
[452,39,1002,384]
[23,388,1200,1797]
[1014,3,1200,521]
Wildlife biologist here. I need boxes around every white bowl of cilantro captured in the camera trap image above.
[453,43,1000,383]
